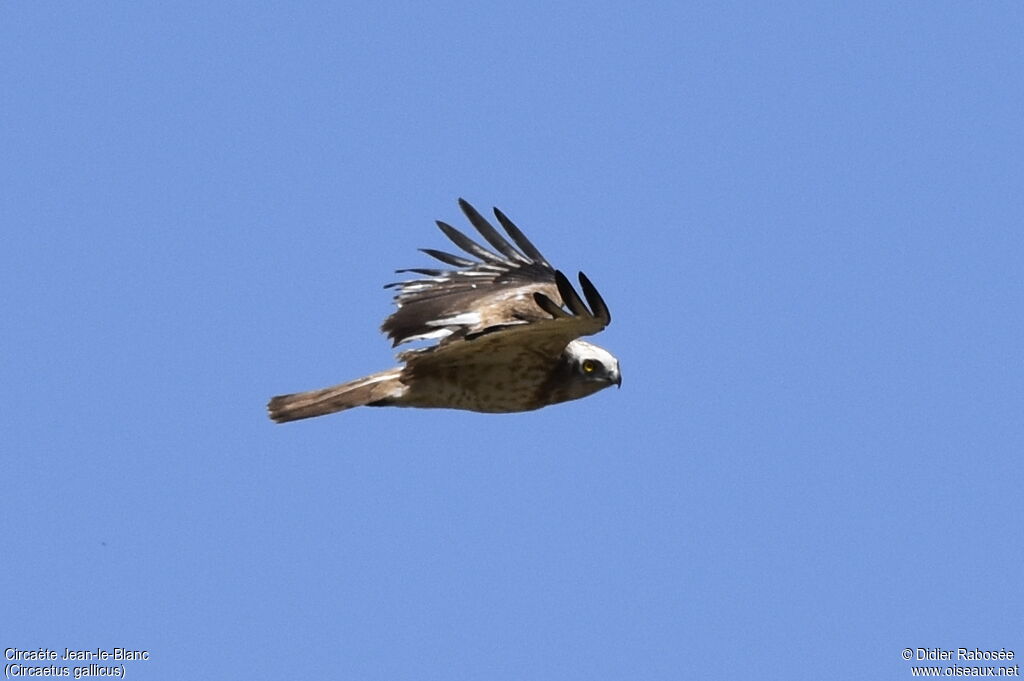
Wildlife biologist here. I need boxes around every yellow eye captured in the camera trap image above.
[581,359,597,374]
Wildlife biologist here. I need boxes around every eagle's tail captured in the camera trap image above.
[267,368,405,423]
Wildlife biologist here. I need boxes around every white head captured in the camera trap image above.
[546,339,620,405]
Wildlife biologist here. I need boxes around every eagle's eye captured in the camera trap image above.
[581,359,598,374]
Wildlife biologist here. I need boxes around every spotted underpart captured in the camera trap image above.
[401,356,549,412]
[267,199,620,423]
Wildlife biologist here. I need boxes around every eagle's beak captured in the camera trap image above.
[613,368,621,388]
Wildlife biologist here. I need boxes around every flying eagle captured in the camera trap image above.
[267,199,620,422]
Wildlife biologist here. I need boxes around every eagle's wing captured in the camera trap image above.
[382,198,565,346]
[401,269,612,375]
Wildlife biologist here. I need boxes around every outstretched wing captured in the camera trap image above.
[382,198,563,346]
[401,269,612,376]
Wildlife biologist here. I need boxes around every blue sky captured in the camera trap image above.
[3,2,1022,679]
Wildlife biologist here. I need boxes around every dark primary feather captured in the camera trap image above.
[418,248,475,268]
[457,198,531,264]
[531,271,611,327]
[577,271,611,325]
[434,220,510,265]
[533,291,569,319]
[493,207,551,268]
[394,267,447,277]
[555,270,590,317]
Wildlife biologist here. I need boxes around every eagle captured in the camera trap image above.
[267,199,620,423]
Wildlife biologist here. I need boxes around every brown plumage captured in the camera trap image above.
[267,199,620,423]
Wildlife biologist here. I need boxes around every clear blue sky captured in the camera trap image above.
[3,3,1022,679]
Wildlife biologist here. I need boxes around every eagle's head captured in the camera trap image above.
[550,339,620,404]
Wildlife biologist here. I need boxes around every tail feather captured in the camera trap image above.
[267,369,405,423]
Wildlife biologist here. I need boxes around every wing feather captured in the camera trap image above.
[391,267,447,277]
[578,271,611,325]
[404,270,610,374]
[457,198,532,264]
[533,292,570,319]
[493,207,552,268]
[435,220,511,265]
[419,248,476,268]
[555,270,590,317]
[381,200,611,351]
